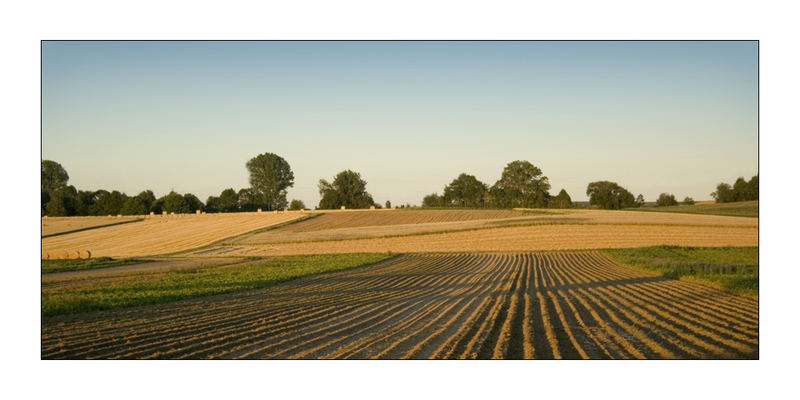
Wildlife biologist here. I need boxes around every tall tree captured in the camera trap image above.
[217,188,240,212]
[318,170,375,209]
[549,189,572,209]
[237,188,262,211]
[41,160,69,193]
[162,191,190,213]
[443,173,488,207]
[136,190,156,212]
[489,161,550,208]
[246,152,294,211]
[586,181,636,210]
[183,193,204,213]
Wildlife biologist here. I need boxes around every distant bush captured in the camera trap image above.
[289,199,306,210]
[683,196,695,205]
[711,175,758,203]
[656,193,679,207]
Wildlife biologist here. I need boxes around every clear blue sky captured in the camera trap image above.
[42,41,757,206]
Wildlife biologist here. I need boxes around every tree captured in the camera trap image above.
[42,160,69,194]
[732,177,749,202]
[216,188,240,212]
[238,188,262,211]
[549,189,572,209]
[683,196,695,205]
[385,200,392,209]
[489,161,550,208]
[443,173,488,207]
[318,170,375,209]
[747,175,758,201]
[162,191,190,213]
[41,190,50,216]
[120,197,148,215]
[246,152,294,211]
[635,194,645,207]
[711,183,735,203]
[422,193,444,208]
[136,190,156,212]
[586,181,636,210]
[183,193,204,213]
[90,190,128,215]
[656,193,679,207]
[45,185,79,216]
[288,199,306,210]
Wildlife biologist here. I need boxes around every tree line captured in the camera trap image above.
[41,155,759,216]
[710,175,758,203]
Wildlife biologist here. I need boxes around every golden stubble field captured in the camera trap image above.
[41,211,308,258]
[42,208,758,258]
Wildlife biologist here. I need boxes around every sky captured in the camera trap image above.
[41,41,758,206]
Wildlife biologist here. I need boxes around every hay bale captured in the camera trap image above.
[79,249,91,259]
[150,211,155,216]
[41,251,49,260]
[162,211,168,216]
[69,250,81,259]
[370,205,375,210]
[341,206,346,210]
[196,210,201,214]
[257,208,262,213]
[116,214,122,218]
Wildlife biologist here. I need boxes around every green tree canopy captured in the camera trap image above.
[45,185,79,216]
[217,188,240,212]
[120,197,148,215]
[422,193,444,208]
[246,152,294,211]
[42,160,69,193]
[683,196,695,205]
[656,193,679,207]
[90,190,128,215]
[443,173,488,207]
[183,193,204,213]
[489,161,550,208]
[635,194,645,207]
[586,181,636,210]
[136,190,156,212]
[162,191,190,213]
[549,189,572,209]
[711,183,735,203]
[237,188,262,211]
[318,170,375,209]
[288,199,306,211]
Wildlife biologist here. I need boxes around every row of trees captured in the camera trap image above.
[421,161,574,209]
[711,175,758,203]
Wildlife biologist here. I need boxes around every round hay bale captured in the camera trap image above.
[68,250,81,259]
[257,208,262,213]
[79,249,92,259]
[58,250,70,260]
[150,211,155,216]
[341,206,346,210]
[196,210,201,214]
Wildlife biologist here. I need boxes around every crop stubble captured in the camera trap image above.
[41,252,758,359]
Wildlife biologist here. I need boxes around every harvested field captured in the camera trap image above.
[208,224,757,257]
[41,252,758,359]
[275,209,529,231]
[237,209,757,245]
[41,212,306,258]
[42,216,142,237]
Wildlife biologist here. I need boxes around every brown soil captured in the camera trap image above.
[41,252,758,359]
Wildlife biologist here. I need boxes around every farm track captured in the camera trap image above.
[41,252,758,359]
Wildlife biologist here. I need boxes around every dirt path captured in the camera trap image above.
[41,252,758,359]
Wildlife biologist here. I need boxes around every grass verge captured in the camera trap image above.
[603,246,758,299]
[41,257,153,274]
[623,201,758,218]
[42,253,394,317]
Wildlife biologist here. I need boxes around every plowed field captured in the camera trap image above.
[41,252,758,359]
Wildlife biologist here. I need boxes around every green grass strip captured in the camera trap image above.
[41,257,153,274]
[42,253,395,317]
[602,245,758,299]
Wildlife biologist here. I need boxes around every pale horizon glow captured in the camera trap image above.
[42,41,758,206]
